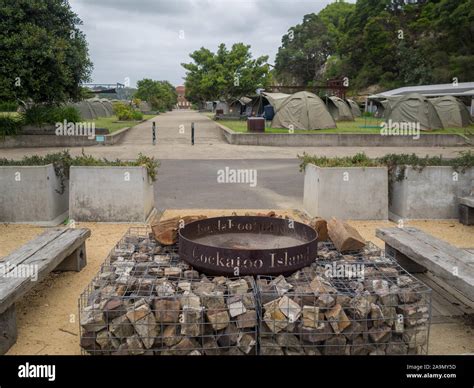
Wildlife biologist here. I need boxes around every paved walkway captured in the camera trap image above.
[1,110,471,160]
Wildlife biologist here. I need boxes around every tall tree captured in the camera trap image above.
[275,14,334,85]
[182,43,270,105]
[0,0,93,104]
[135,79,177,112]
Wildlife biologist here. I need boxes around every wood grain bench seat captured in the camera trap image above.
[376,227,474,303]
[0,228,90,354]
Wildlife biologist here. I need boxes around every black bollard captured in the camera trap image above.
[191,122,195,145]
[152,122,156,145]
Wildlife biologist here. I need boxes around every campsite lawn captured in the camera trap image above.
[213,116,473,135]
[93,114,156,133]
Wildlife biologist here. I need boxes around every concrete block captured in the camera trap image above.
[390,166,474,220]
[0,164,69,224]
[303,164,388,220]
[69,166,154,222]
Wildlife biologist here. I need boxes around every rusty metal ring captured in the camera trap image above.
[178,216,318,276]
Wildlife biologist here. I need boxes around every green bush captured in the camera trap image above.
[113,102,143,121]
[132,110,143,120]
[22,105,81,126]
[0,115,23,139]
[0,101,18,112]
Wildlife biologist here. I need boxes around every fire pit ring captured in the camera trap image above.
[178,216,318,276]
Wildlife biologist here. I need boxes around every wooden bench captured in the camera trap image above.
[459,196,474,225]
[0,228,90,354]
[376,227,474,302]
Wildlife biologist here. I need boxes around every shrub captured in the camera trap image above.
[22,105,81,126]
[132,110,143,120]
[113,102,143,121]
[0,115,23,139]
[0,101,18,112]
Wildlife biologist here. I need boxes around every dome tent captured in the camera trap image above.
[346,98,361,117]
[430,96,472,128]
[100,99,114,116]
[88,98,109,118]
[72,101,97,120]
[384,93,443,131]
[326,96,354,121]
[264,91,336,130]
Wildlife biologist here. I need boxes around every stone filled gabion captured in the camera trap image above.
[257,247,431,355]
[79,228,258,355]
[79,228,431,355]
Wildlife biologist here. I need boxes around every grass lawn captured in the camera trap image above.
[93,114,156,133]
[212,116,473,135]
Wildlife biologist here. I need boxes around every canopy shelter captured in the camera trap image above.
[72,101,97,120]
[430,96,472,128]
[345,99,361,117]
[326,96,354,121]
[383,93,443,131]
[100,99,114,116]
[88,98,109,118]
[264,91,336,130]
[229,97,253,116]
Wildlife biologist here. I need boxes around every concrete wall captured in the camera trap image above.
[390,166,474,220]
[303,164,388,220]
[69,166,154,222]
[217,123,470,147]
[0,126,132,148]
[0,164,68,224]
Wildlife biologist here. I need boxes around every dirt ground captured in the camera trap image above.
[0,211,472,355]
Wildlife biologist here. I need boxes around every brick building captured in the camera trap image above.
[176,86,191,109]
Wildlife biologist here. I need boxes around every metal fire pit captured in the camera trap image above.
[178,216,318,276]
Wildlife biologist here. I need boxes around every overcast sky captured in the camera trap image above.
[70,0,349,87]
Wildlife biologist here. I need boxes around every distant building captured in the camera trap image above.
[176,86,191,109]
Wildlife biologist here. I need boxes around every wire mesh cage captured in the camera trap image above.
[79,258,258,355]
[79,228,432,356]
[257,257,432,356]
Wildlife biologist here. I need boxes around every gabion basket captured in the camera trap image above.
[79,261,258,355]
[257,258,431,355]
[79,228,432,356]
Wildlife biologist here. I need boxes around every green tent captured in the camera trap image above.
[326,96,354,121]
[383,93,443,131]
[430,96,472,128]
[346,99,361,117]
[264,91,336,130]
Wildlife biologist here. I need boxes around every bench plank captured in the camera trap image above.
[401,227,474,267]
[0,229,66,269]
[0,228,90,314]
[459,196,474,207]
[376,227,474,301]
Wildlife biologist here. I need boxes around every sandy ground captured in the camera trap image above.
[0,211,473,355]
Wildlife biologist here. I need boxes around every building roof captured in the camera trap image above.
[369,82,474,99]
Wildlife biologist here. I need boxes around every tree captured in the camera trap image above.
[275,14,334,85]
[0,0,93,105]
[275,2,355,85]
[182,43,270,105]
[135,79,177,112]
[275,0,473,91]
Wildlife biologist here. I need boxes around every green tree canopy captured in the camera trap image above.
[134,79,177,112]
[0,0,93,105]
[181,43,271,105]
[275,0,474,90]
